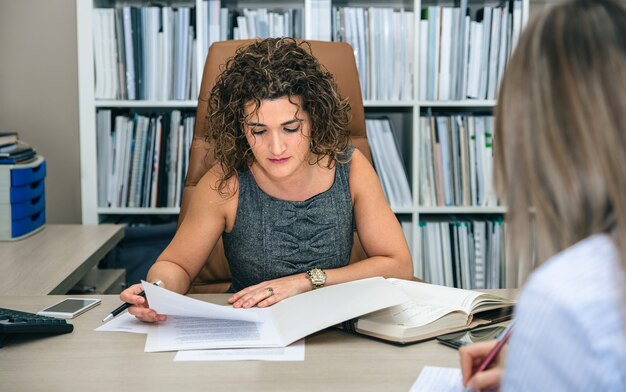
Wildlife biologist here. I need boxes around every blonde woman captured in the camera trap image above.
[460,0,626,390]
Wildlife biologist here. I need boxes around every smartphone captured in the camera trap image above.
[37,298,102,319]
[436,324,507,349]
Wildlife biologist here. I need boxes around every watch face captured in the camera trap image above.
[308,269,326,287]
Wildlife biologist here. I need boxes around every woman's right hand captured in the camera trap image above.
[459,340,507,391]
[119,283,167,323]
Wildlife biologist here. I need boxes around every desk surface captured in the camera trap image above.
[0,224,124,295]
[0,291,516,392]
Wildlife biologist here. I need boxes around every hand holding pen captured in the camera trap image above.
[459,322,514,391]
[103,280,164,323]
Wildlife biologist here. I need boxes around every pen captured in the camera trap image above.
[463,322,514,392]
[475,322,514,374]
[102,280,162,323]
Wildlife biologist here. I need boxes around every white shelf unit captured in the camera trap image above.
[77,0,529,287]
[94,100,199,108]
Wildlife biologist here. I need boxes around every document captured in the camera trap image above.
[144,315,282,352]
[410,367,464,392]
[96,313,304,361]
[142,277,408,352]
[141,279,265,322]
[173,339,305,362]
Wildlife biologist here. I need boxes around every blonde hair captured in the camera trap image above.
[495,0,626,286]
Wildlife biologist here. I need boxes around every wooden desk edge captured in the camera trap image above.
[48,225,125,294]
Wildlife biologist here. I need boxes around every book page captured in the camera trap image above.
[388,278,482,313]
[471,294,516,313]
[383,279,514,320]
[360,300,468,329]
[356,279,514,341]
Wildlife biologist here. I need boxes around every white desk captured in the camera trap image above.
[0,224,124,295]
[0,291,516,392]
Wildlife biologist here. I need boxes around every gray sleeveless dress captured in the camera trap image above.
[223,147,355,292]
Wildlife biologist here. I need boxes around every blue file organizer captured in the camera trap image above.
[0,156,46,240]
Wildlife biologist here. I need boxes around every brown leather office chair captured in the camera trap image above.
[181,39,371,293]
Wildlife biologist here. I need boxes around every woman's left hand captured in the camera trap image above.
[228,273,310,308]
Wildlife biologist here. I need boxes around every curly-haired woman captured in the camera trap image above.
[120,38,413,321]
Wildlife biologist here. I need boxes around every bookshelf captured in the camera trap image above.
[77,0,529,288]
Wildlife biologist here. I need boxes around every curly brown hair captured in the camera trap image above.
[205,37,351,196]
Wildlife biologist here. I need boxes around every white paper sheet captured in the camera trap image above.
[95,312,156,334]
[144,315,282,352]
[410,367,464,392]
[173,339,305,361]
[142,280,266,323]
[142,277,408,352]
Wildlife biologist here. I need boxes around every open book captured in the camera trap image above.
[342,278,515,345]
[140,277,408,352]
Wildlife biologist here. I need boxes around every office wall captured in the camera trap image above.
[0,0,81,224]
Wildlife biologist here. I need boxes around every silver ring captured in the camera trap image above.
[266,287,274,297]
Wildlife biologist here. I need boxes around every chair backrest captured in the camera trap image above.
[181,39,371,293]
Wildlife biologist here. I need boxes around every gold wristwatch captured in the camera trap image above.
[306,268,326,289]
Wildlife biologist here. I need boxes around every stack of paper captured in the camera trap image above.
[97,277,408,357]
